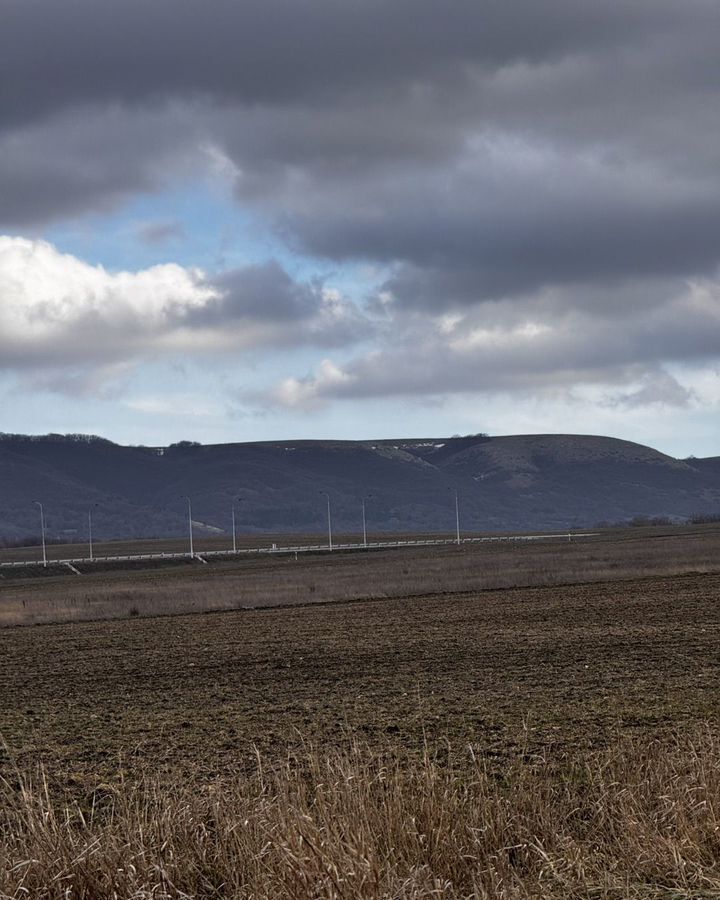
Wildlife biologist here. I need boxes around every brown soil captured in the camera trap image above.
[2,570,719,790]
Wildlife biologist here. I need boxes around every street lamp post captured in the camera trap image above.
[231,497,242,554]
[182,496,194,558]
[453,488,461,546]
[361,495,372,548]
[33,500,47,567]
[88,505,97,561]
[320,491,333,550]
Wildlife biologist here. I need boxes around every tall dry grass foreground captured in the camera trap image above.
[3,733,720,899]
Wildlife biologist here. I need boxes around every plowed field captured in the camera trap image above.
[2,571,719,789]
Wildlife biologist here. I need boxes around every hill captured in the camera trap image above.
[0,432,718,543]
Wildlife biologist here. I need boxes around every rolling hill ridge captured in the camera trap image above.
[0,432,718,543]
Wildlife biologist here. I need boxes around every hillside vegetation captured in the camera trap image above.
[1,431,719,541]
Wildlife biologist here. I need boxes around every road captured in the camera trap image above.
[0,532,597,570]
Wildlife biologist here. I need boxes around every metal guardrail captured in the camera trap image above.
[0,533,597,570]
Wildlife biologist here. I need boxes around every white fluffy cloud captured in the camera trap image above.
[0,236,367,383]
[0,236,214,366]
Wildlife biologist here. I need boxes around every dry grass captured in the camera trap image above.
[2,525,720,627]
[3,732,720,899]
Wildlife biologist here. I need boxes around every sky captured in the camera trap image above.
[1,1,720,457]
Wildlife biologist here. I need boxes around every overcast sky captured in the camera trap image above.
[1,0,719,456]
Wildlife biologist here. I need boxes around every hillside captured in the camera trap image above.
[0,432,718,543]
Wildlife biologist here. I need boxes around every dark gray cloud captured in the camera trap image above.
[189,260,371,347]
[0,106,196,227]
[1,1,700,127]
[276,156,720,306]
[202,262,319,324]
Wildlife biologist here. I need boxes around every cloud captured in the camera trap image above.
[0,236,212,367]
[197,262,326,324]
[3,1,699,126]
[0,105,202,228]
[266,276,720,407]
[0,237,368,387]
[191,262,372,348]
[123,392,227,418]
[2,2,718,228]
[2,4,718,277]
[272,359,359,412]
[271,143,720,308]
[603,371,696,409]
